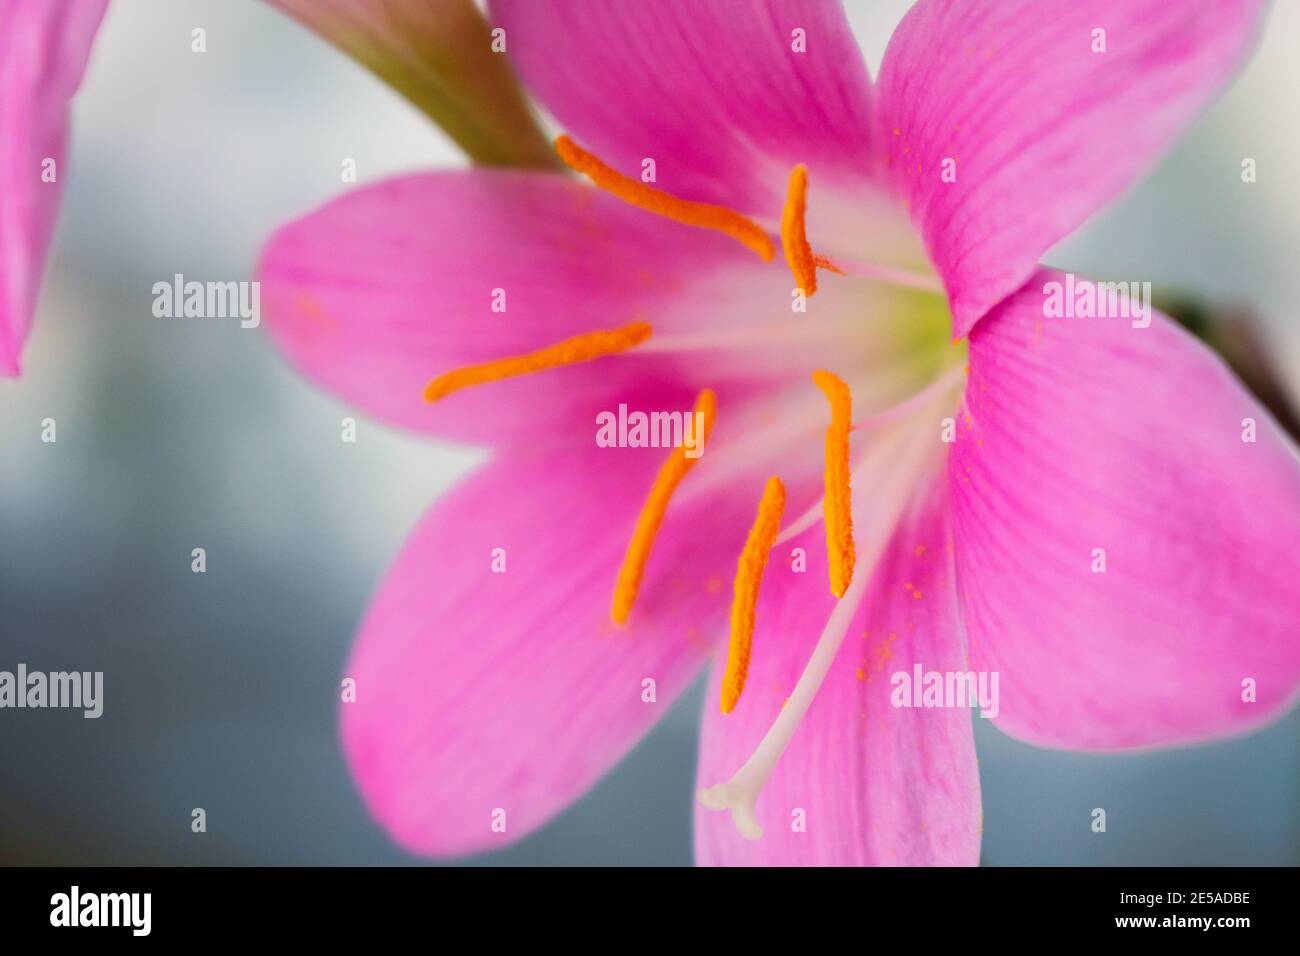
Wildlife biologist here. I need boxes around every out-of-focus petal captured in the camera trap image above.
[0,0,107,375]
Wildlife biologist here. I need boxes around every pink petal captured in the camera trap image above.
[951,269,1300,751]
[488,0,878,218]
[0,0,107,376]
[875,0,1267,339]
[343,434,824,857]
[694,480,982,866]
[258,169,753,445]
[258,168,890,447]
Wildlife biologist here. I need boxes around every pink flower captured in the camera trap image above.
[257,0,1300,864]
[0,0,107,376]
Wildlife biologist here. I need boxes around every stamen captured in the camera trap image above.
[812,370,855,598]
[555,135,774,262]
[721,476,785,714]
[611,389,717,624]
[781,165,817,295]
[422,322,651,402]
[700,419,937,842]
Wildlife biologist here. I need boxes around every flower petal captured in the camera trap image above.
[488,0,878,219]
[264,0,556,168]
[0,0,107,376]
[875,0,1267,339]
[259,169,736,444]
[343,432,824,857]
[694,479,982,866]
[258,168,909,447]
[951,269,1300,750]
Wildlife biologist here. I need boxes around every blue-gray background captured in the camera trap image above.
[2,0,1298,865]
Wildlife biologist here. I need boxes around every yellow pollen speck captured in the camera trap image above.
[812,370,856,598]
[720,476,785,714]
[610,388,717,624]
[555,135,774,261]
[915,545,927,556]
[423,322,651,402]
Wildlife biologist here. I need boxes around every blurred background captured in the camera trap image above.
[1,0,1297,865]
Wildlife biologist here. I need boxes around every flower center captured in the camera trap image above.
[420,135,964,841]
